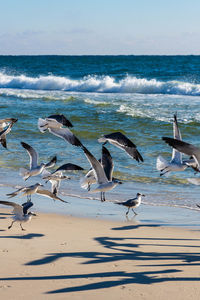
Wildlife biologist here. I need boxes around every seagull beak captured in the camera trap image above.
[142,194,145,197]
[32,213,37,216]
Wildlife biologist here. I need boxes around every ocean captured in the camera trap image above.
[0,55,200,221]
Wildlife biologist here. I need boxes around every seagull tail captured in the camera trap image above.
[38,118,49,133]
[80,177,89,189]
[156,155,169,171]
[98,137,107,143]
[19,168,30,180]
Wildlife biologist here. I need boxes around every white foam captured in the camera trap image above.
[0,72,200,96]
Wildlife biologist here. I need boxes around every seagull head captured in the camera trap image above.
[137,193,145,197]
[28,212,37,216]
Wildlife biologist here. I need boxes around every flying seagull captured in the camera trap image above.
[82,145,122,202]
[162,137,200,172]
[0,200,36,230]
[0,118,18,149]
[6,183,44,201]
[43,163,84,196]
[38,114,82,147]
[116,193,145,216]
[157,114,188,176]
[19,141,57,180]
[80,146,122,198]
[98,132,143,162]
[6,183,68,203]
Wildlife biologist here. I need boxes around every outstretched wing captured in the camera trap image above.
[49,127,83,147]
[162,137,200,168]
[36,189,68,203]
[47,114,73,127]
[171,114,182,163]
[21,142,38,169]
[98,132,143,162]
[53,163,84,174]
[0,200,23,216]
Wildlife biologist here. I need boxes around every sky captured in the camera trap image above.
[0,0,200,55]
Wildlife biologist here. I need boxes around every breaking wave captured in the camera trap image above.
[0,72,200,96]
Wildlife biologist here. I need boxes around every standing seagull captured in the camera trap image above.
[82,145,122,202]
[19,141,57,180]
[98,132,143,162]
[157,114,188,176]
[0,118,18,149]
[116,193,145,216]
[162,137,200,172]
[43,163,84,196]
[0,200,36,230]
[38,114,82,147]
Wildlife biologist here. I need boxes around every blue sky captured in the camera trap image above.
[0,0,200,55]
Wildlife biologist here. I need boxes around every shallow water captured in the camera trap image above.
[0,55,200,222]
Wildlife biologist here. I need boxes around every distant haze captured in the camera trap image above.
[0,0,200,55]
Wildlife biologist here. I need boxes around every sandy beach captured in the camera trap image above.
[0,207,200,300]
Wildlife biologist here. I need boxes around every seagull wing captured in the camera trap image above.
[22,201,33,214]
[171,114,182,163]
[48,127,83,147]
[47,114,73,127]
[0,124,13,149]
[99,132,143,162]
[0,200,23,216]
[101,146,114,181]
[53,163,84,174]
[44,156,57,168]
[6,187,26,198]
[21,142,38,169]
[36,188,68,203]
[162,137,200,168]
[82,146,108,184]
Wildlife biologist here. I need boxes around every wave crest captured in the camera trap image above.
[0,72,200,95]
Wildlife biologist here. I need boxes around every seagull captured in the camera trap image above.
[82,145,122,202]
[157,114,188,176]
[116,193,145,216]
[0,118,18,149]
[19,141,57,180]
[38,114,82,147]
[0,200,36,230]
[80,147,121,193]
[98,132,143,162]
[162,137,200,172]
[6,183,68,203]
[6,183,44,201]
[43,163,84,196]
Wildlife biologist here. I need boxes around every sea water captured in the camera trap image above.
[0,55,200,222]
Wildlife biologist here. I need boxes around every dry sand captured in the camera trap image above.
[0,208,200,300]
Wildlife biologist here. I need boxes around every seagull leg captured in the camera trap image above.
[87,184,90,192]
[27,195,31,202]
[8,220,15,229]
[160,170,169,176]
[101,192,105,202]
[126,207,130,216]
[132,209,138,216]
[20,223,26,231]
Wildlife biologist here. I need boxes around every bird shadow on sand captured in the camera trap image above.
[111,223,161,231]
[0,233,193,294]
[0,233,45,239]
[1,231,200,294]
